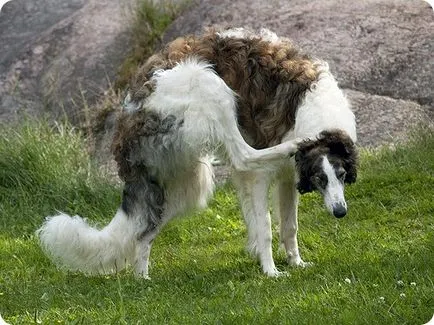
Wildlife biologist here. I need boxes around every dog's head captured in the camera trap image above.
[295,130,358,218]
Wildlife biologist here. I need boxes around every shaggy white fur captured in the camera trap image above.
[294,64,357,142]
[146,59,300,171]
[37,209,136,274]
[217,27,280,44]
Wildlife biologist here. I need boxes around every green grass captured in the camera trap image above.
[0,122,433,324]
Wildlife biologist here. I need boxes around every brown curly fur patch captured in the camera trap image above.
[127,29,320,149]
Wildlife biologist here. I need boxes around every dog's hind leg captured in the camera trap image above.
[232,170,284,277]
[273,165,311,268]
[130,157,215,278]
[222,123,301,171]
[120,172,166,278]
[148,59,300,172]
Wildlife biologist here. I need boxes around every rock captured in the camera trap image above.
[0,0,136,122]
[345,90,427,146]
[163,0,433,146]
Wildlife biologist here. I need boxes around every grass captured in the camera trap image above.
[0,121,433,324]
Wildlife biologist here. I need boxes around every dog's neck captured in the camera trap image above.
[294,69,357,144]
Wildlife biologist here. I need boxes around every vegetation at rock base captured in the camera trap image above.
[115,0,189,90]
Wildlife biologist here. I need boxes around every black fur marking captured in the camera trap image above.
[121,172,165,240]
[114,112,184,240]
[295,129,358,194]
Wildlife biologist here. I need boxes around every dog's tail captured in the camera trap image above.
[36,209,136,274]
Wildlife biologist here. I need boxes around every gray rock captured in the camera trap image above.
[163,0,434,146]
[345,90,427,146]
[0,0,136,122]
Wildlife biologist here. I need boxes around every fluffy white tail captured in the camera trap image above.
[36,209,136,274]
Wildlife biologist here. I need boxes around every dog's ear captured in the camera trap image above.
[344,153,358,184]
[343,143,358,184]
[322,131,358,184]
[294,150,303,164]
[297,176,314,194]
[329,140,350,157]
[295,149,314,194]
[320,130,352,157]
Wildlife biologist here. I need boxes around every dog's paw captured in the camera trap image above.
[135,272,151,280]
[288,255,313,268]
[278,139,301,158]
[134,267,152,280]
[263,267,289,278]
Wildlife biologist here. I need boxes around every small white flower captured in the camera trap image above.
[344,278,351,284]
[400,293,406,298]
[379,296,385,302]
[397,280,404,286]
[410,282,417,287]
[373,283,379,288]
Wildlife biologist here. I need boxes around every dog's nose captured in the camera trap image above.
[333,203,347,218]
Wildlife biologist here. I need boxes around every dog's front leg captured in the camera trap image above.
[233,171,286,277]
[274,167,312,268]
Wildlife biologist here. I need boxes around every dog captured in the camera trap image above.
[37,27,358,278]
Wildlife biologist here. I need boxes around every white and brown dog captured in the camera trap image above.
[37,27,358,278]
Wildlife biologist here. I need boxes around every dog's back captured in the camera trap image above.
[128,28,322,149]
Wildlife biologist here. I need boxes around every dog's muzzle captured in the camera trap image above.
[332,203,347,218]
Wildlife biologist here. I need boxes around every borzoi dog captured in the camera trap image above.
[37,28,358,278]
